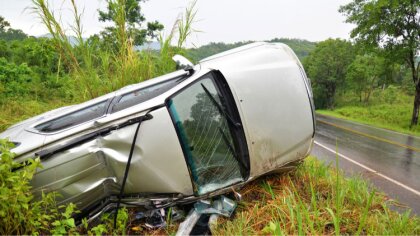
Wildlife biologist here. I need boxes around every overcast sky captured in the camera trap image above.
[0,0,354,47]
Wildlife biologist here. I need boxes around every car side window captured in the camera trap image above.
[111,78,181,113]
[167,73,244,195]
[34,101,108,133]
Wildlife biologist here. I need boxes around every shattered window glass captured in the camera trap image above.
[168,75,243,195]
[111,78,182,113]
[35,101,108,133]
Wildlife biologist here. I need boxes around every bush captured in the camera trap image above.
[381,85,399,104]
[0,139,130,235]
[0,139,78,235]
[0,57,37,98]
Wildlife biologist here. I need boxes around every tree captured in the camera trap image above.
[340,0,420,127]
[0,16,10,31]
[346,54,385,103]
[0,16,27,41]
[304,39,354,109]
[0,40,10,58]
[98,0,163,51]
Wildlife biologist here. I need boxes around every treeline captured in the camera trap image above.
[303,39,413,109]
[305,0,419,128]
[187,38,315,62]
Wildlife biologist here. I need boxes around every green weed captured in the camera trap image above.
[0,139,78,235]
[212,156,420,235]
[318,87,420,136]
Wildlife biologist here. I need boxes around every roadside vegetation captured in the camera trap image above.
[0,0,193,132]
[317,87,420,136]
[304,0,419,134]
[303,38,419,136]
[213,156,420,235]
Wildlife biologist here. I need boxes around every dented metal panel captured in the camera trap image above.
[32,138,119,207]
[100,107,193,195]
[32,108,193,211]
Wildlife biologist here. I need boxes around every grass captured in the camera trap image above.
[211,156,420,235]
[0,99,71,132]
[317,107,420,136]
[317,88,420,136]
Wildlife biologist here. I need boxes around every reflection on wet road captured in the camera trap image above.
[312,114,420,215]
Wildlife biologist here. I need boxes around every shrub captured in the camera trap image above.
[0,139,78,235]
[0,139,130,234]
[0,57,37,98]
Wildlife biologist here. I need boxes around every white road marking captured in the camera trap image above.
[314,141,420,197]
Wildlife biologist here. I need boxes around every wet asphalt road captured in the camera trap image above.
[312,114,420,215]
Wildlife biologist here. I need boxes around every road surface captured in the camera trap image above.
[312,114,420,215]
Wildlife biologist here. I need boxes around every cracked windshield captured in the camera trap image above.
[168,76,243,194]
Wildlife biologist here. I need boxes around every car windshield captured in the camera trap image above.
[167,74,244,195]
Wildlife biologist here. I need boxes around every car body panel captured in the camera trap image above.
[32,107,193,207]
[0,126,46,157]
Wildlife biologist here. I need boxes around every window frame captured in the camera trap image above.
[32,99,112,134]
[108,76,186,114]
[165,70,250,195]
[31,75,188,135]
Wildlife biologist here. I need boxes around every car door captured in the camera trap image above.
[166,71,250,195]
[33,76,193,211]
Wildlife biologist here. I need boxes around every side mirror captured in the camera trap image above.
[172,55,194,71]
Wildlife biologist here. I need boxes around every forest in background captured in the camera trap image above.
[186,38,316,62]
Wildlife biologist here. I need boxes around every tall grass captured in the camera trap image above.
[212,157,420,235]
[31,0,105,99]
[29,0,197,102]
[0,100,68,132]
[0,0,198,133]
[176,0,198,49]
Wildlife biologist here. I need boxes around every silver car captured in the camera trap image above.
[0,42,315,218]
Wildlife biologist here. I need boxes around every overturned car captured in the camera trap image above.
[0,42,315,218]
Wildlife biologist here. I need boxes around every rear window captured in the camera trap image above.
[110,77,182,113]
[34,101,108,133]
